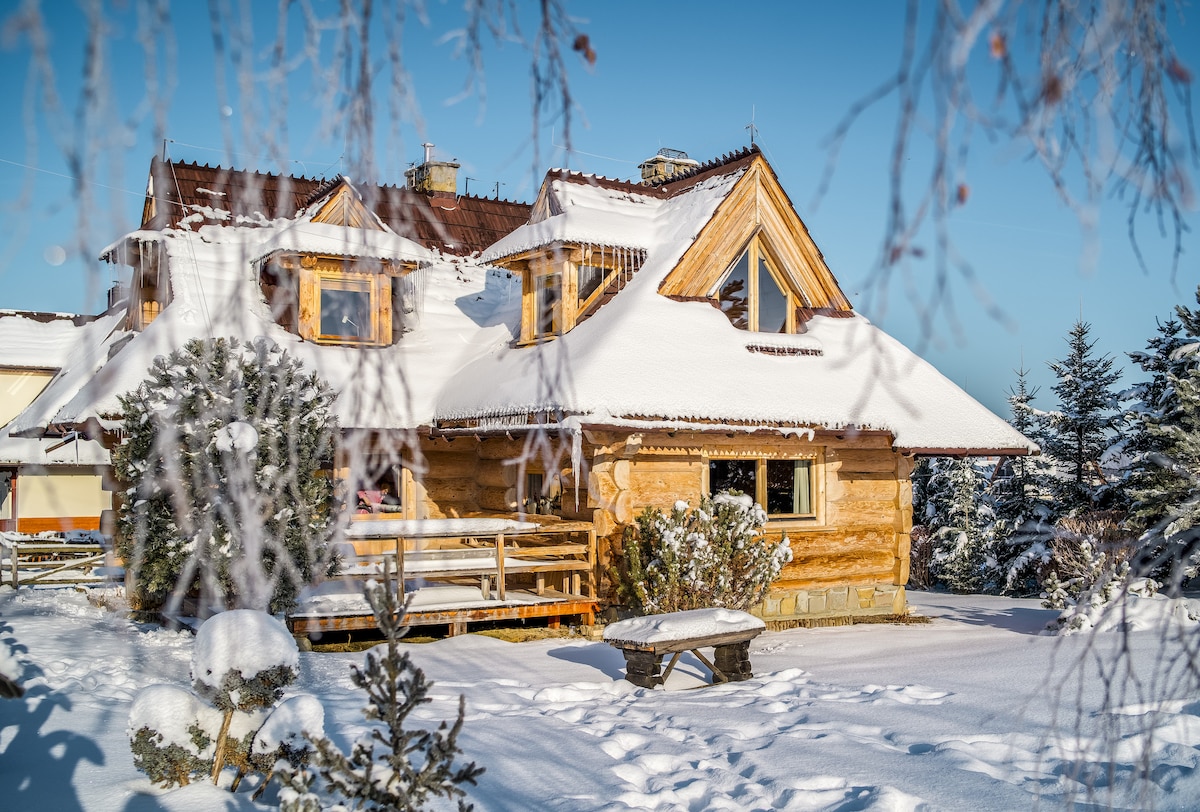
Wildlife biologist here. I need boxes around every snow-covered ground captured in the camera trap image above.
[2,586,1199,811]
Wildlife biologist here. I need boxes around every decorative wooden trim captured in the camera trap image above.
[310,184,384,230]
[16,516,102,534]
[659,155,852,312]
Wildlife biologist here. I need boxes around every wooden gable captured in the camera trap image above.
[658,155,852,312]
[309,181,385,230]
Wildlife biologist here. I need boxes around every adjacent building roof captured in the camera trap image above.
[141,157,531,256]
[0,310,101,369]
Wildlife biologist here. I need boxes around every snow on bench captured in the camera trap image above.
[603,608,766,688]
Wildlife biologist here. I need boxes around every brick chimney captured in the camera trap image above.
[405,143,460,196]
[638,148,699,184]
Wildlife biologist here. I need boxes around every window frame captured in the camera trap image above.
[705,451,823,525]
[315,270,381,344]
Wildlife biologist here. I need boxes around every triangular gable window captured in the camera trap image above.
[710,234,808,333]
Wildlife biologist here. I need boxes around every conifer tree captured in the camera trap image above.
[1041,321,1124,515]
[924,457,992,593]
[1124,318,1189,534]
[988,368,1056,594]
[279,582,484,811]
[1125,290,1200,587]
[113,337,339,613]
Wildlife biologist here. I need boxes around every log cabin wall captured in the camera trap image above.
[411,429,913,624]
[413,437,482,519]
[583,430,912,625]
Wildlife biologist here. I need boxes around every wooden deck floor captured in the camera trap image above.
[288,581,598,636]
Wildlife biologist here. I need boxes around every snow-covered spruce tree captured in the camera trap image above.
[924,457,994,593]
[1124,292,1200,588]
[613,492,793,614]
[988,369,1057,595]
[1040,320,1125,516]
[113,336,339,614]
[277,582,483,812]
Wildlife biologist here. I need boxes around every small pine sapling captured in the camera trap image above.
[279,581,483,811]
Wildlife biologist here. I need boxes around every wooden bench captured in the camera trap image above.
[603,608,766,688]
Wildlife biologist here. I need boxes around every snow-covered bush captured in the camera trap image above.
[113,336,339,614]
[192,610,300,783]
[249,695,326,799]
[613,492,792,614]
[128,684,222,787]
[1041,513,1145,630]
[277,582,483,811]
[128,609,317,793]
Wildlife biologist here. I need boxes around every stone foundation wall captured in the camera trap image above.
[752,584,906,628]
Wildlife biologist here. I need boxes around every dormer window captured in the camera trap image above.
[505,244,645,344]
[711,234,805,333]
[120,241,169,331]
[260,253,417,347]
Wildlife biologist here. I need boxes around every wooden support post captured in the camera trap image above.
[395,537,405,602]
[713,642,754,682]
[622,650,663,689]
[495,533,506,601]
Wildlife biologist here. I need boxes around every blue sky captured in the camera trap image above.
[0,1,1195,417]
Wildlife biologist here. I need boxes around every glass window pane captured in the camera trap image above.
[578,265,605,301]
[758,256,790,333]
[766,459,812,515]
[715,251,750,330]
[535,275,561,337]
[321,287,371,338]
[709,459,756,498]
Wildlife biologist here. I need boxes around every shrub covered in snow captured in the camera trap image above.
[1040,513,1146,631]
[278,582,483,811]
[128,609,319,793]
[128,684,222,787]
[113,336,339,614]
[613,492,792,614]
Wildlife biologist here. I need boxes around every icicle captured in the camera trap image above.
[562,416,584,511]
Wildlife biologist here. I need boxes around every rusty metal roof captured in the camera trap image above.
[141,158,531,256]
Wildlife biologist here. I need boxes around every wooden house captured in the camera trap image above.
[1,145,1034,631]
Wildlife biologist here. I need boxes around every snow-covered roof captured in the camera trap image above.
[481,177,663,262]
[0,310,102,369]
[252,219,429,264]
[446,167,1035,453]
[6,149,1034,459]
[37,223,519,432]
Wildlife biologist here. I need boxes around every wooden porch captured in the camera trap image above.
[288,515,599,637]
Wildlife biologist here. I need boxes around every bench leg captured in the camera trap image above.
[713,642,754,682]
[622,650,663,689]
